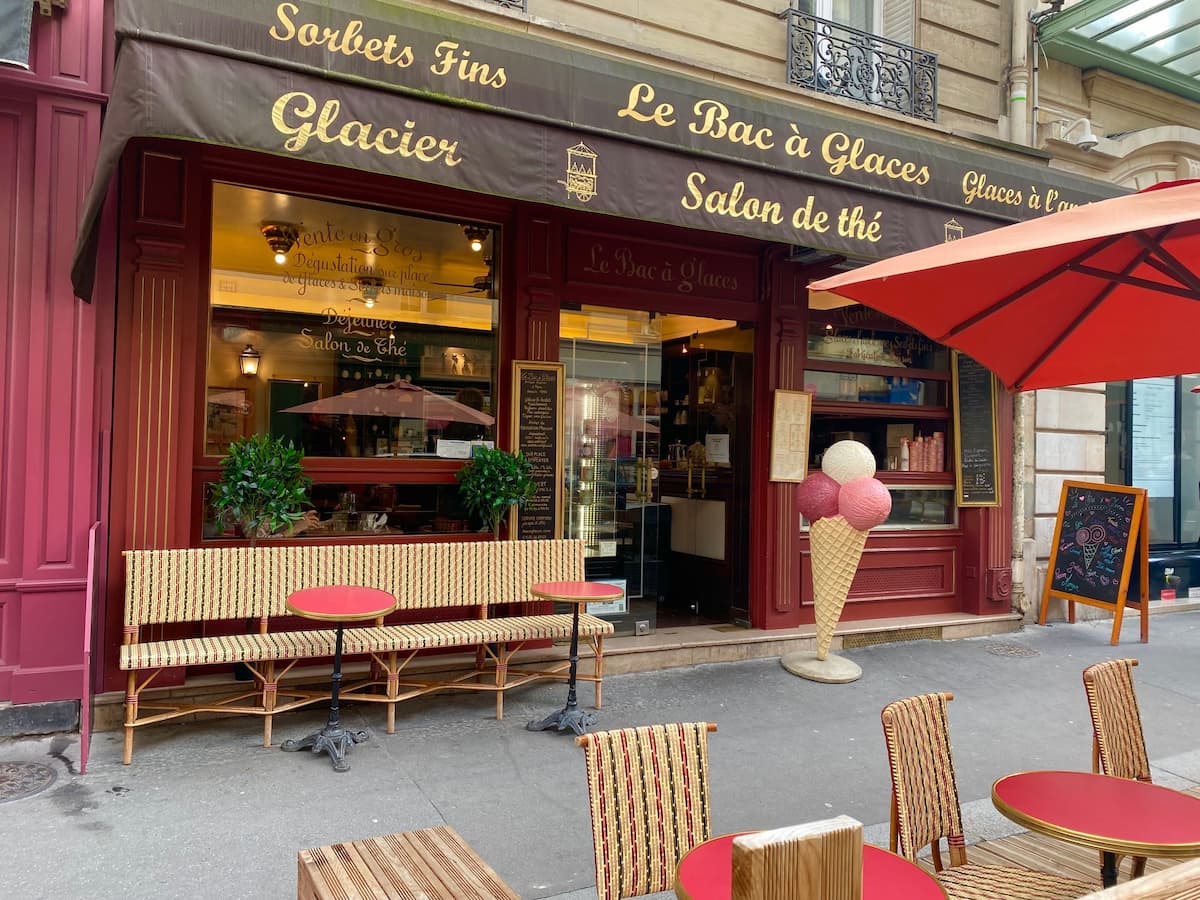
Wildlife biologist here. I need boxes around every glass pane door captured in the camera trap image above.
[561,310,663,636]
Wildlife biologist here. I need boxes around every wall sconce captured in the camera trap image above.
[357,275,384,309]
[1056,117,1099,151]
[238,344,261,376]
[462,225,488,253]
[261,221,300,264]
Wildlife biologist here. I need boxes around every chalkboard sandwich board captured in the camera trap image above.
[1038,480,1149,645]
[951,352,1000,507]
[511,361,564,540]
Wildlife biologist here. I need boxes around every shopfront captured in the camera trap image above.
[67,0,1126,697]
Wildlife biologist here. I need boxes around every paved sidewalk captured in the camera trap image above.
[1,610,1198,900]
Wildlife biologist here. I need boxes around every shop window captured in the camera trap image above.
[201,183,499,539]
[1106,375,1200,548]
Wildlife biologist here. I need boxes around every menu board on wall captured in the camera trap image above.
[1131,378,1175,498]
[1038,480,1149,645]
[951,352,1000,507]
[769,389,812,482]
[511,361,564,540]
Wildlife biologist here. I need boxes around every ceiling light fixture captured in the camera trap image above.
[463,225,488,253]
[261,221,300,264]
[357,275,384,309]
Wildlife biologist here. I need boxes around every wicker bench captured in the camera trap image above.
[120,538,612,763]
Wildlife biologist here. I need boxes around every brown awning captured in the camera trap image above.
[72,0,1126,299]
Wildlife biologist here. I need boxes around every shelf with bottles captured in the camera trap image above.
[810,415,951,481]
[662,350,737,458]
[804,368,948,411]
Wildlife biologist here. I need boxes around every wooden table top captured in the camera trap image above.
[992,770,1200,858]
[298,825,519,900]
[675,833,947,899]
[285,585,397,623]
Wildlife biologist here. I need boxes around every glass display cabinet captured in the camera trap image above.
[561,335,664,635]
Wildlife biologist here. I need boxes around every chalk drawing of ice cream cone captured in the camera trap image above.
[1076,524,1106,570]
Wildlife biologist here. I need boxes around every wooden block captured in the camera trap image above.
[731,815,864,900]
[1076,857,1200,899]
[297,826,519,900]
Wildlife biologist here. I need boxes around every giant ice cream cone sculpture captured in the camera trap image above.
[795,441,893,664]
[809,515,869,660]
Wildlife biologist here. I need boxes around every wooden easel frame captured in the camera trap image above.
[1038,481,1149,645]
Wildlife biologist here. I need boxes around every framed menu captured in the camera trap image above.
[769,389,812,482]
[510,361,564,540]
[1038,481,1149,645]
[951,352,1000,507]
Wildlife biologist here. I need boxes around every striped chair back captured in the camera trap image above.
[124,548,271,625]
[1083,658,1150,782]
[880,692,967,867]
[123,539,586,625]
[397,539,585,610]
[579,722,716,900]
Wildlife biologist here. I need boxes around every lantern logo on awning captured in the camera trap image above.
[559,142,599,202]
[944,218,964,241]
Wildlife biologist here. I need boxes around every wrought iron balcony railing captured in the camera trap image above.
[786,9,937,122]
[487,0,527,9]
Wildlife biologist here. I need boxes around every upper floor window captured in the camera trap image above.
[787,0,934,121]
[799,0,878,34]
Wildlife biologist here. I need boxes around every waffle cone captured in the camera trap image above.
[810,515,868,660]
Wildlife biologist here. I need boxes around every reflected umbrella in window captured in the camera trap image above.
[280,379,495,427]
[564,382,661,436]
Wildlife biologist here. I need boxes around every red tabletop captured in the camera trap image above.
[675,833,947,899]
[992,771,1200,858]
[285,585,397,623]
[529,581,625,604]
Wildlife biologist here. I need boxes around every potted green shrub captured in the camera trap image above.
[209,433,313,545]
[455,446,537,539]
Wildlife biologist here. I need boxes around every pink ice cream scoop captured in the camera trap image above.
[796,471,841,522]
[838,476,893,530]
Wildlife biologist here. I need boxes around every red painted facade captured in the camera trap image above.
[0,2,111,705]
[0,2,1013,711]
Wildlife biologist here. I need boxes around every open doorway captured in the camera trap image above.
[560,306,754,636]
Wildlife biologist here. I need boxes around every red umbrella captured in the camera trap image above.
[808,180,1200,391]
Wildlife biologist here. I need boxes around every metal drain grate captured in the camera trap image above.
[986,642,1040,658]
[0,761,57,803]
[842,626,942,648]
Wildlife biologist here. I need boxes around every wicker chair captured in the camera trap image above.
[1083,658,1151,880]
[576,722,717,900]
[881,692,1094,900]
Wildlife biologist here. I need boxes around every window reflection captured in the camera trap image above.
[200,481,484,540]
[205,184,498,460]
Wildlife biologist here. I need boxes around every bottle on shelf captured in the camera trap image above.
[899,438,910,471]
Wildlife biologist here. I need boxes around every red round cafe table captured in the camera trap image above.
[675,833,947,899]
[280,586,397,772]
[992,770,1200,887]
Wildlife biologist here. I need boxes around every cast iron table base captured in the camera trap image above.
[282,622,365,772]
[527,585,609,736]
